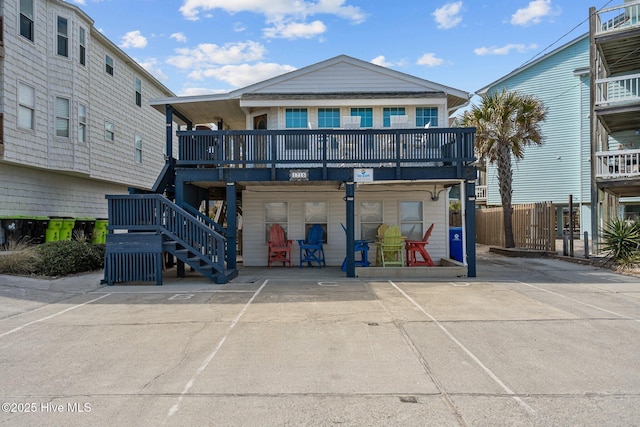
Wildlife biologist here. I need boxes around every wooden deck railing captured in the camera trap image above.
[177,127,476,169]
[596,1,640,35]
[596,149,640,178]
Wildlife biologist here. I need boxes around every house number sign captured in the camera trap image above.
[290,169,309,181]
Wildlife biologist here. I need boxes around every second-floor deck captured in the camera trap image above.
[176,127,476,182]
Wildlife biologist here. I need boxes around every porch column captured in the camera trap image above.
[465,179,477,277]
[345,182,355,277]
[226,182,237,270]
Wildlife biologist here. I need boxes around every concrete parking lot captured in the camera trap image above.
[0,249,638,426]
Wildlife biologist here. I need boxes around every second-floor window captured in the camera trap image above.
[105,120,114,141]
[416,107,438,127]
[55,97,70,137]
[18,82,35,130]
[318,108,340,128]
[383,107,406,127]
[79,27,86,66]
[20,0,34,41]
[105,55,114,76]
[350,108,372,127]
[135,135,142,163]
[78,103,87,143]
[285,108,307,128]
[135,78,142,107]
[57,16,68,57]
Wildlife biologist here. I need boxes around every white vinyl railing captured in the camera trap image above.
[596,73,640,106]
[475,185,487,201]
[596,149,640,178]
[596,1,640,35]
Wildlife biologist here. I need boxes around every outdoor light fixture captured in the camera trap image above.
[426,185,446,201]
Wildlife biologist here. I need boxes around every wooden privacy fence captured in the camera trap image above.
[476,202,556,251]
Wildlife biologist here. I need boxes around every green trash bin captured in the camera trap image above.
[46,218,64,243]
[91,219,108,244]
[60,218,76,241]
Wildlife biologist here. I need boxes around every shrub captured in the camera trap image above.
[33,240,105,277]
[600,217,640,264]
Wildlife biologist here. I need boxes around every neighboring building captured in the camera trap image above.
[476,34,592,236]
[0,0,175,220]
[104,55,477,283]
[590,1,640,239]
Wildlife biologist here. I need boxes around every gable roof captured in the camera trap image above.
[150,55,470,127]
[476,33,588,95]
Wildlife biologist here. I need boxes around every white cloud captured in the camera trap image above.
[170,32,188,43]
[187,62,297,87]
[119,30,148,49]
[473,43,538,56]
[179,0,366,24]
[417,53,445,67]
[371,55,393,67]
[233,22,247,32]
[511,0,557,26]
[70,0,86,5]
[263,20,327,39]
[432,1,463,30]
[166,41,266,69]
[136,58,168,82]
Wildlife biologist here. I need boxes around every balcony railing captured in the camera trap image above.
[596,1,640,35]
[475,185,487,201]
[596,73,640,106]
[177,128,476,170]
[596,149,640,178]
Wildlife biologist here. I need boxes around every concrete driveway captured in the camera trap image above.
[0,249,638,426]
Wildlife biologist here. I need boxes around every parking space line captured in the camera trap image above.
[516,280,640,322]
[388,280,535,415]
[166,279,269,420]
[0,294,111,339]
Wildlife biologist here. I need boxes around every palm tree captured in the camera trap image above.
[461,88,547,248]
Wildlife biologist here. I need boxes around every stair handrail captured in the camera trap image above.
[106,194,226,275]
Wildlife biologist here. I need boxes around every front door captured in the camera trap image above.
[253,114,268,167]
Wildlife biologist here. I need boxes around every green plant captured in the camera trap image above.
[0,239,40,275]
[600,217,640,263]
[33,240,105,277]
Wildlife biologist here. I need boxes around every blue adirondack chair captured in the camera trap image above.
[298,224,326,268]
[340,223,370,271]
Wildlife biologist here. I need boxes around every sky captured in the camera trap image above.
[71,0,616,99]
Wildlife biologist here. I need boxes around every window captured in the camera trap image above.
[265,202,288,242]
[318,108,340,128]
[383,107,406,127]
[399,201,423,241]
[285,108,307,128]
[304,202,327,243]
[135,78,142,107]
[105,55,114,76]
[18,82,35,130]
[350,108,373,128]
[135,135,142,163]
[416,107,438,127]
[105,120,114,141]
[55,97,70,137]
[78,103,87,143]
[20,0,34,41]
[79,28,86,66]
[360,202,383,241]
[57,16,68,57]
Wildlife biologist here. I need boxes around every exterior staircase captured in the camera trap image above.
[104,193,237,285]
